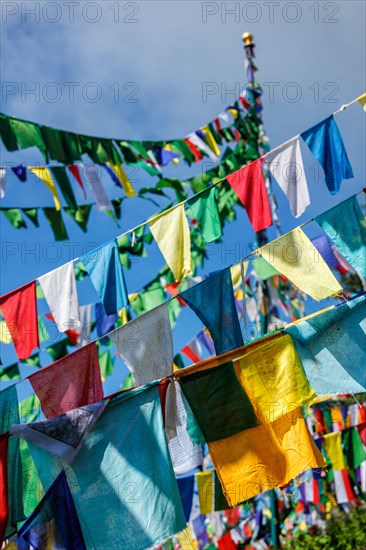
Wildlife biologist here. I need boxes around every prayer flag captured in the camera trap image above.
[43,208,69,241]
[11,164,27,182]
[285,295,366,394]
[67,165,86,199]
[177,475,194,522]
[50,166,77,210]
[181,268,243,355]
[264,136,310,217]
[178,358,325,505]
[333,469,355,504]
[196,471,230,515]
[28,167,61,211]
[226,159,273,232]
[323,432,345,469]
[95,302,118,337]
[342,427,366,470]
[0,281,39,360]
[28,343,103,418]
[109,302,173,385]
[106,163,136,197]
[187,187,222,243]
[38,262,80,333]
[315,196,366,280]
[84,163,112,212]
[149,204,193,281]
[0,168,5,198]
[357,92,366,111]
[81,240,128,315]
[17,471,86,550]
[258,228,342,300]
[0,434,8,545]
[301,115,353,194]
[181,338,203,364]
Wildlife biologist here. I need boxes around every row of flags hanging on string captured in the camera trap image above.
[0,190,365,362]
[0,291,364,547]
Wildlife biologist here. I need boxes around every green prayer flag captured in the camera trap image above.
[187,187,222,243]
[43,207,69,241]
[22,208,39,228]
[343,427,366,470]
[9,118,47,159]
[18,394,41,423]
[99,349,114,380]
[40,126,68,163]
[0,113,19,151]
[168,298,181,329]
[46,339,68,361]
[118,141,139,163]
[38,315,49,343]
[156,178,188,202]
[0,363,20,381]
[2,208,27,229]
[61,131,83,162]
[121,372,134,390]
[64,204,92,232]
[173,353,185,370]
[171,139,194,164]
[22,353,41,368]
[253,255,280,280]
[50,166,77,209]
[19,439,44,518]
[112,198,123,220]
[36,284,44,299]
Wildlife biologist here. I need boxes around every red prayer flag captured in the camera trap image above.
[217,532,237,550]
[0,282,39,360]
[181,345,201,364]
[226,158,273,232]
[68,165,86,199]
[184,138,203,162]
[28,343,103,418]
[0,433,9,545]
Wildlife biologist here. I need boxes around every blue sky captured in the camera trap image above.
[0,1,365,396]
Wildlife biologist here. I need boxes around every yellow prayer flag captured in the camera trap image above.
[107,163,136,197]
[230,262,248,289]
[323,432,345,469]
[210,407,325,506]
[196,471,213,514]
[118,307,128,325]
[29,167,61,211]
[258,228,342,301]
[149,204,193,281]
[200,125,221,157]
[0,320,12,344]
[357,92,366,111]
[177,526,198,550]
[235,334,316,423]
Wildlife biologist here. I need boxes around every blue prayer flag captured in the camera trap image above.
[95,302,118,338]
[301,115,353,194]
[81,240,128,315]
[311,234,340,270]
[315,196,366,280]
[102,164,122,188]
[11,164,27,182]
[17,471,86,550]
[177,475,194,522]
[285,295,366,394]
[181,267,243,355]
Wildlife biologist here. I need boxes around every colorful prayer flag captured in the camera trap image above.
[28,167,61,211]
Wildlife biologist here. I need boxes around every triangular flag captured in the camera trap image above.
[301,115,353,194]
[81,240,129,315]
[264,136,310,217]
[187,132,219,162]
[226,158,273,232]
[11,164,27,182]
[200,125,221,156]
[181,338,203,364]
[259,228,342,300]
[28,167,61,211]
[42,208,69,241]
[0,282,39,360]
[67,165,86,199]
[38,262,80,333]
[357,92,366,111]
[50,166,77,210]
[149,204,193,281]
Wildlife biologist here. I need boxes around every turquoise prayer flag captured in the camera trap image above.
[81,240,129,315]
[285,295,366,395]
[315,196,366,280]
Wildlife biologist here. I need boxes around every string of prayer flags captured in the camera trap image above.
[28,384,186,549]
[285,294,366,394]
[109,302,173,386]
[187,187,223,243]
[28,343,103,419]
[28,167,61,211]
[84,163,113,212]
[149,204,193,281]
[0,282,39,360]
[180,268,243,355]
[178,360,325,505]
[258,228,342,301]
[301,115,353,195]
[1,208,27,229]
[0,167,5,198]
[264,136,310,218]
[81,240,129,315]
[50,166,78,210]
[38,262,80,333]
[0,385,24,538]
[226,158,273,232]
[68,164,86,199]
[0,434,8,546]
[11,402,107,463]
[315,195,366,280]
[16,471,86,550]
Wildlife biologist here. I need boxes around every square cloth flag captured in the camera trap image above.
[178,349,325,506]
[28,384,186,549]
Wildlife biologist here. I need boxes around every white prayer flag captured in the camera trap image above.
[84,163,113,212]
